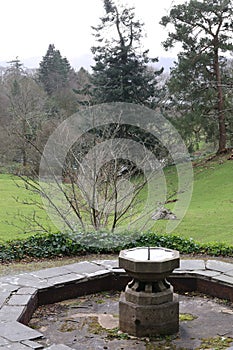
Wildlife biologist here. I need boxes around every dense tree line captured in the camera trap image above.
[1,0,233,175]
[1,0,233,233]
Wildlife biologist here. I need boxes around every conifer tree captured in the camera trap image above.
[38,44,72,96]
[91,0,162,106]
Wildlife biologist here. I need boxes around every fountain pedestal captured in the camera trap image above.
[119,247,180,337]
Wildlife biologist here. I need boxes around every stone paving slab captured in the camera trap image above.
[30,267,73,279]
[22,339,44,349]
[63,261,109,276]
[92,259,119,269]
[206,259,233,273]
[0,258,233,349]
[175,259,206,271]
[0,335,9,346]
[0,343,30,349]
[191,269,221,278]
[46,273,84,286]
[0,275,51,290]
[0,283,19,293]
[224,269,233,277]
[0,305,26,322]
[0,321,42,342]
[16,288,37,295]
[0,290,13,308]
[212,274,233,285]
[8,294,33,306]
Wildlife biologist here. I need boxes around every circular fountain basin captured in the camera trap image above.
[119,247,180,281]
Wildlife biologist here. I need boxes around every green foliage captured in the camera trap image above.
[161,0,233,153]
[1,230,233,262]
[91,0,162,106]
[38,44,72,96]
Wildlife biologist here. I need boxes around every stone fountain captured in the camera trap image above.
[119,246,180,337]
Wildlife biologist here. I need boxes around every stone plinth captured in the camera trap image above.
[119,247,180,337]
[119,293,179,337]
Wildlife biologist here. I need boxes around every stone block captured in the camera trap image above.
[206,260,233,273]
[0,321,42,342]
[22,339,44,349]
[63,261,108,275]
[0,305,25,322]
[193,270,221,278]
[47,273,84,286]
[16,288,37,295]
[212,274,233,285]
[1,343,29,349]
[0,291,12,308]
[30,267,72,279]
[8,294,32,306]
[119,293,179,337]
[92,259,119,269]
[175,259,205,271]
[0,336,9,346]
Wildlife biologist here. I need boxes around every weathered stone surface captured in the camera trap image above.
[47,273,84,286]
[16,288,37,295]
[206,260,233,273]
[22,339,44,349]
[30,267,72,279]
[2,275,50,290]
[0,305,25,322]
[45,345,74,350]
[0,282,18,293]
[192,270,221,278]
[224,269,233,277]
[8,294,32,306]
[0,343,30,349]
[92,259,119,269]
[119,293,179,337]
[87,270,111,279]
[63,261,108,276]
[212,274,233,285]
[0,321,42,341]
[0,336,9,346]
[0,291,13,308]
[176,259,205,271]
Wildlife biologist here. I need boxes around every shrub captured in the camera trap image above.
[0,231,233,262]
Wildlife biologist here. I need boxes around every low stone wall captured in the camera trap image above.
[0,258,233,349]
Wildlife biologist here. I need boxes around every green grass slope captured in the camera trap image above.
[174,157,233,244]
[155,156,233,244]
[0,155,232,244]
[0,174,52,242]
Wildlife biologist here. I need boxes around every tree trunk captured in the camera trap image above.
[214,49,226,153]
[22,118,27,167]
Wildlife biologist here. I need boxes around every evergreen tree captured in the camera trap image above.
[160,0,233,153]
[38,44,72,96]
[91,0,162,106]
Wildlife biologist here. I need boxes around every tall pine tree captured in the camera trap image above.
[91,0,162,106]
[161,0,233,153]
[38,44,72,96]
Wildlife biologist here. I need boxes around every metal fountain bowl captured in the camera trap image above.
[119,247,180,281]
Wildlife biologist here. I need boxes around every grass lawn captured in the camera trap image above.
[155,157,233,244]
[0,155,232,244]
[0,174,53,242]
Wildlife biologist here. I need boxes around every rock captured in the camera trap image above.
[151,207,177,221]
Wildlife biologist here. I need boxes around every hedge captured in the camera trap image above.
[0,231,233,262]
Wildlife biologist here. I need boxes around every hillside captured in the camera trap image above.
[0,155,232,244]
[156,155,233,244]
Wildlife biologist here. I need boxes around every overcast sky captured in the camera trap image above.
[0,0,186,69]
